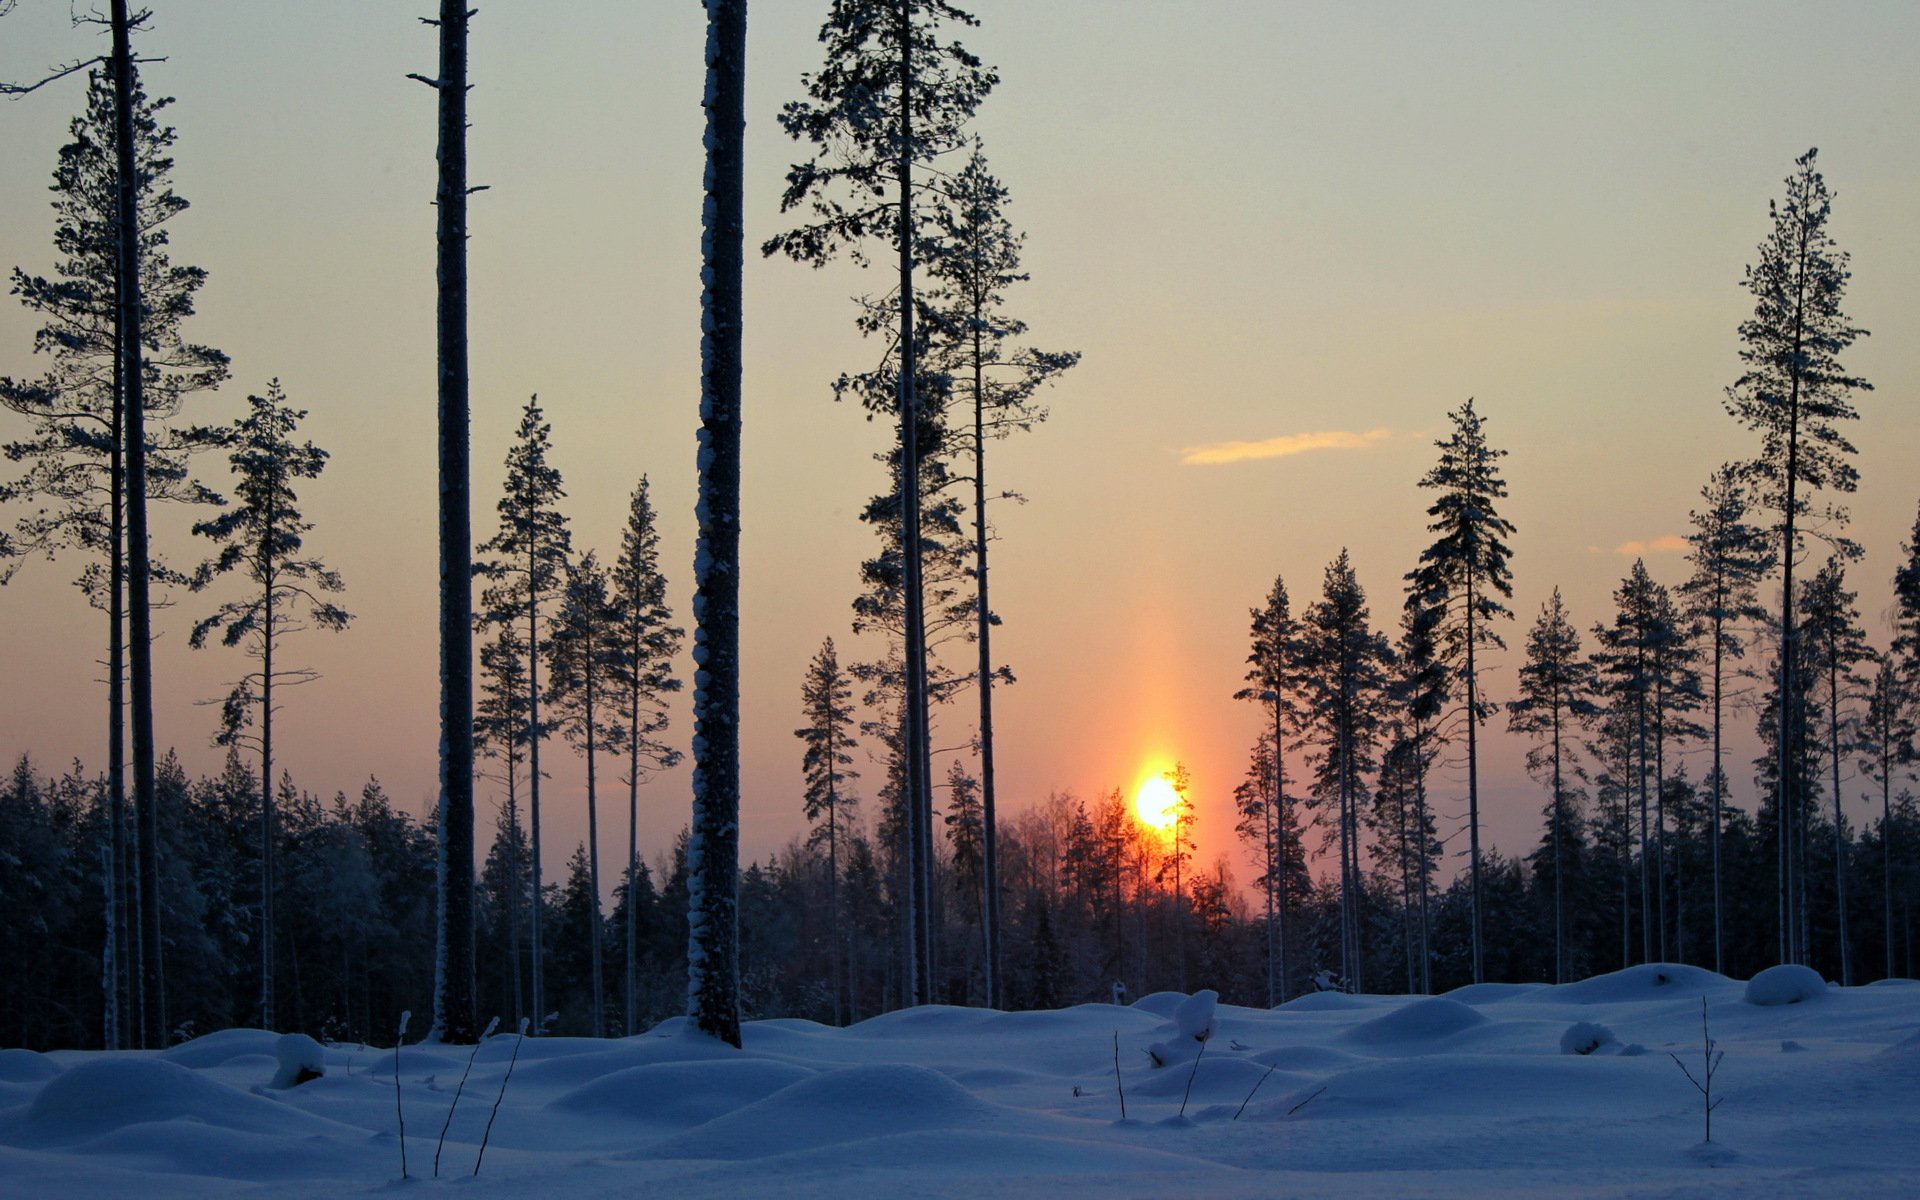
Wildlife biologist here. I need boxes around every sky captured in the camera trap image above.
[2,1,1917,897]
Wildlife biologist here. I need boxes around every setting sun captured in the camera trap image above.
[1134,775,1182,830]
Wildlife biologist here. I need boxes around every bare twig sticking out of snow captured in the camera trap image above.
[1178,1029,1210,1119]
[1113,1031,1127,1121]
[1287,1085,1327,1117]
[473,1017,529,1177]
[1234,1063,1281,1120]
[1668,997,1726,1142]
[394,1011,412,1179]
[435,1015,499,1176]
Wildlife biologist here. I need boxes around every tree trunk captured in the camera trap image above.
[895,1,934,1006]
[586,667,603,1037]
[970,328,1000,1009]
[261,562,275,1030]
[429,0,478,1045]
[112,0,164,1050]
[1465,589,1484,984]
[687,0,746,1048]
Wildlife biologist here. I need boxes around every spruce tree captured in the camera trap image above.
[689,0,747,1048]
[187,381,350,1028]
[1305,550,1393,992]
[548,553,618,1037]
[768,0,996,1005]
[1406,398,1515,984]
[797,637,859,1022]
[474,396,572,1031]
[1506,588,1596,983]
[607,479,682,1036]
[1679,465,1773,972]
[1723,148,1870,967]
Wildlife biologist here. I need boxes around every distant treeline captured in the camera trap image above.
[3,749,1916,1052]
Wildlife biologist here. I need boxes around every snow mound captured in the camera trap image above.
[1865,977,1918,988]
[849,1005,996,1037]
[268,1033,326,1088]
[649,1063,1002,1160]
[10,1058,338,1146]
[0,1049,60,1084]
[1250,1044,1364,1071]
[504,1036,742,1094]
[1129,991,1189,1018]
[1277,991,1371,1011]
[1173,989,1219,1042]
[1341,997,1488,1048]
[1445,982,1546,1005]
[160,1027,281,1069]
[1267,1054,1675,1122]
[1744,964,1828,1006]
[550,1058,814,1128]
[1541,963,1731,1005]
[1560,1021,1616,1055]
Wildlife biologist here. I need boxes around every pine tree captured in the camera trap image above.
[1406,398,1516,984]
[1858,659,1913,980]
[607,478,682,1037]
[944,759,986,996]
[925,145,1078,1008]
[0,66,228,1045]
[1233,574,1307,1003]
[1305,550,1393,992]
[1799,558,1871,983]
[1723,148,1870,968]
[548,553,618,1036]
[474,397,572,1031]
[688,0,747,1048]
[797,638,859,1022]
[1679,465,1773,972]
[187,382,349,1028]
[768,0,996,1005]
[1506,588,1597,983]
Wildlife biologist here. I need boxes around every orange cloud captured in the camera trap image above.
[1181,427,1393,466]
[1614,535,1689,556]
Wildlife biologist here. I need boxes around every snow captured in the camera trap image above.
[0,966,1915,1198]
[1744,963,1829,1006]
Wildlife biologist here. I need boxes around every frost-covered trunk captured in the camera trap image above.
[1829,651,1850,985]
[687,0,745,1049]
[112,0,164,1051]
[108,309,131,1048]
[586,660,604,1038]
[970,332,999,1009]
[1710,616,1725,975]
[896,10,934,1006]
[1464,584,1483,985]
[429,0,479,1044]
[261,564,276,1030]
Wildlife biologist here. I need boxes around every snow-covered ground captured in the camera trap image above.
[2,965,1916,1199]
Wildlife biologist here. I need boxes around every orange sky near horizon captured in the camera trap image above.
[3,1,1917,901]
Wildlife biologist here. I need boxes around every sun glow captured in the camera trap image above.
[1134,775,1182,830]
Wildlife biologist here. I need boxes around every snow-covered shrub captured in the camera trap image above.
[1560,1022,1616,1056]
[269,1033,327,1088]
[1745,964,1827,1006]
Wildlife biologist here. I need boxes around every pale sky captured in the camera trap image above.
[2,1,1917,894]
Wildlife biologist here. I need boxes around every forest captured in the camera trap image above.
[2,1,1918,1060]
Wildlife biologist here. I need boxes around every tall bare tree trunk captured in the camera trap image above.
[427,0,478,1044]
[112,0,164,1050]
[687,0,746,1048]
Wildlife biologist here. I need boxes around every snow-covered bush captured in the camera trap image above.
[1560,1022,1616,1056]
[1745,964,1827,1006]
[269,1033,326,1088]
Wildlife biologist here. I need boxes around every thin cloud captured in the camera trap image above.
[1614,535,1689,557]
[1181,427,1393,466]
